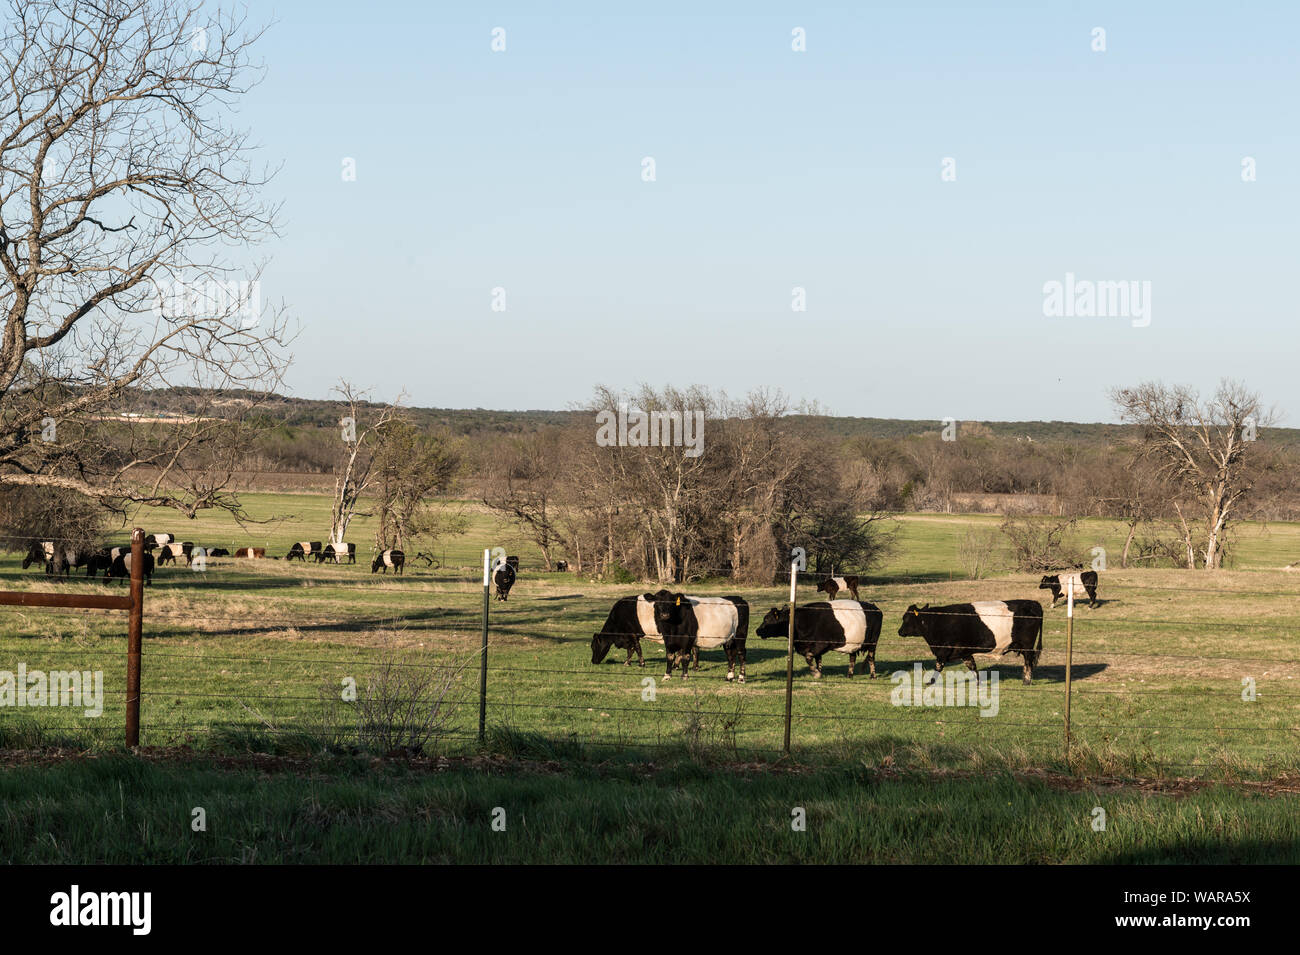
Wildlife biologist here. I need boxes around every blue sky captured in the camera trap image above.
[236,1,1299,422]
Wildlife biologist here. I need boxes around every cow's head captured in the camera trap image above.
[21,541,44,569]
[1038,574,1063,592]
[370,554,383,572]
[647,589,687,633]
[755,606,790,639]
[590,633,613,664]
[897,604,929,638]
[815,579,835,595]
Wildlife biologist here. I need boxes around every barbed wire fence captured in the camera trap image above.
[0,539,1297,777]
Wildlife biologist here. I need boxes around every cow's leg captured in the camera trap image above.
[964,656,978,673]
[866,648,876,679]
[624,644,634,666]
[724,643,735,682]
[679,649,689,681]
[691,645,699,671]
[737,643,746,684]
[847,651,856,677]
[635,639,644,667]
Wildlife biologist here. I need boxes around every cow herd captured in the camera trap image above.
[591,572,1101,685]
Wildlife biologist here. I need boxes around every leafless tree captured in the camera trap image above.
[0,0,289,519]
[329,383,401,544]
[1111,380,1272,569]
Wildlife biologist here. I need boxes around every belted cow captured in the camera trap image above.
[493,561,516,601]
[372,549,404,574]
[1039,571,1099,609]
[155,541,194,566]
[816,575,860,601]
[318,542,355,564]
[105,550,154,586]
[897,600,1043,684]
[287,541,322,561]
[590,591,749,682]
[756,600,884,678]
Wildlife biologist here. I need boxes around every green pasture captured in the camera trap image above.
[2,499,1298,783]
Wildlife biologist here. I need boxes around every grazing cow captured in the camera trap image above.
[318,542,356,564]
[21,540,54,571]
[493,561,516,601]
[145,533,173,549]
[286,540,322,562]
[372,549,405,574]
[756,600,884,678]
[897,600,1043,685]
[233,547,265,559]
[155,541,194,566]
[1039,570,1099,609]
[816,575,861,601]
[24,541,98,577]
[105,550,154,586]
[208,547,230,558]
[591,592,748,682]
[84,550,114,576]
[554,560,569,572]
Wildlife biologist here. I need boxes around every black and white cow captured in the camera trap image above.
[1039,570,1099,609]
[21,540,54,572]
[756,600,884,678]
[897,600,1043,684]
[815,575,860,601]
[23,541,97,577]
[493,561,516,601]
[590,591,749,682]
[286,540,322,562]
[317,542,356,564]
[145,533,173,550]
[554,560,569,572]
[372,549,404,574]
[105,550,154,586]
[155,541,194,566]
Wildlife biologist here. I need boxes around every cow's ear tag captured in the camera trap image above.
[675,597,681,606]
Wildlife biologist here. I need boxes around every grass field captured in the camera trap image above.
[3,495,1299,862]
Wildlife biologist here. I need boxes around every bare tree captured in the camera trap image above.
[480,428,568,569]
[328,384,404,544]
[372,417,461,551]
[1111,380,1271,569]
[0,0,290,519]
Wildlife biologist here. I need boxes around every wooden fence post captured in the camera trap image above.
[125,527,145,748]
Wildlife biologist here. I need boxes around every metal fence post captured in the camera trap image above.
[125,527,145,748]
[1064,576,1074,765]
[783,560,797,754]
[478,548,490,743]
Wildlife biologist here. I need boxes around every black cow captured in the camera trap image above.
[815,575,860,601]
[105,550,154,586]
[897,600,1043,684]
[208,547,231,558]
[493,561,516,601]
[21,540,53,572]
[317,542,356,564]
[1039,570,1099,608]
[372,549,405,574]
[286,540,322,561]
[756,600,883,678]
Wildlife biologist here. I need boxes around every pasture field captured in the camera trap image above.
[2,497,1299,862]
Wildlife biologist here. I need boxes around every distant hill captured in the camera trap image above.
[123,388,1300,447]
